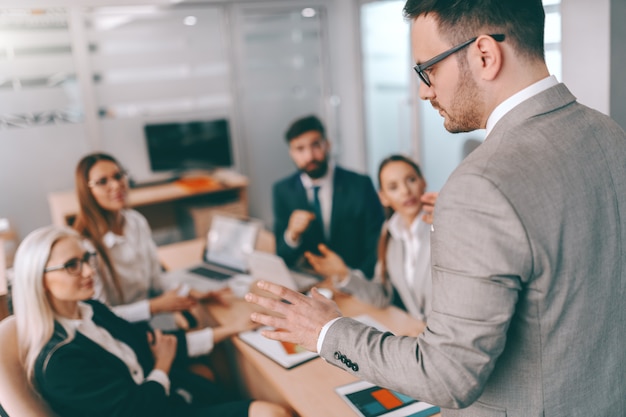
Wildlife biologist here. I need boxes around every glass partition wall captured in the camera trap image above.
[360,0,562,191]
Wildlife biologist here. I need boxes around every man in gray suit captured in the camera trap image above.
[246,0,626,416]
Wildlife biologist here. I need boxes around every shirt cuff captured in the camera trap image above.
[317,317,342,354]
[110,299,151,323]
[283,230,301,248]
[185,327,214,357]
[146,369,170,395]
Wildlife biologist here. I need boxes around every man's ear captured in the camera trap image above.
[473,34,503,81]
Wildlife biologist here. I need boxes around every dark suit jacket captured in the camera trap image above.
[34,300,211,417]
[272,166,384,277]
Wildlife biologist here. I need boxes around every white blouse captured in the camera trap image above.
[93,209,164,323]
[91,210,214,353]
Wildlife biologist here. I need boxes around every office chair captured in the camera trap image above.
[0,316,58,417]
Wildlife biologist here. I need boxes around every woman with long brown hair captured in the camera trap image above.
[305,155,436,321]
[73,153,224,325]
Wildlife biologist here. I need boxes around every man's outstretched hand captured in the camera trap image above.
[245,280,342,352]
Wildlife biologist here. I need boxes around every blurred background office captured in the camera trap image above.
[0,0,624,245]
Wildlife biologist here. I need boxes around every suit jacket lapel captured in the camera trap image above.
[90,305,154,373]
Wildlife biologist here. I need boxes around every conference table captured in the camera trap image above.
[157,237,440,417]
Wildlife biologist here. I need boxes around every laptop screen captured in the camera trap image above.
[204,215,260,271]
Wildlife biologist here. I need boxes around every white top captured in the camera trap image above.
[284,163,335,246]
[91,210,215,352]
[387,213,430,288]
[92,209,164,322]
[335,212,432,321]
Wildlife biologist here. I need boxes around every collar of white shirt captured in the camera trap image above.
[485,75,558,137]
[299,161,335,191]
[56,301,94,331]
[102,210,130,248]
[387,212,423,241]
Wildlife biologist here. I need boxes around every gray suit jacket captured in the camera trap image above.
[320,84,626,417]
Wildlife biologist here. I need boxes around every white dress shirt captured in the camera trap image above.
[485,75,558,137]
[91,210,215,353]
[92,209,164,322]
[387,213,430,288]
[284,163,335,246]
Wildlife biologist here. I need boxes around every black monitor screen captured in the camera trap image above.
[144,119,233,172]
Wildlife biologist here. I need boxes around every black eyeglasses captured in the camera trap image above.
[44,251,98,276]
[88,170,128,188]
[413,34,505,87]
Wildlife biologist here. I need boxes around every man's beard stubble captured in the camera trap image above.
[437,59,484,134]
[302,158,329,179]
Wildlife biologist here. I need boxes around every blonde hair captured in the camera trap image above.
[12,225,79,383]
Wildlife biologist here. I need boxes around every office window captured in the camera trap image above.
[543,0,562,80]
[85,6,231,119]
[0,8,82,129]
[360,0,412,181]
[232,4,328,225]
[361,0,564,191]
[420,0,562,190]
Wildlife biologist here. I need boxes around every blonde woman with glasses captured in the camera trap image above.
[10,225,290,417]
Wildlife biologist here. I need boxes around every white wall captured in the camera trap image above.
[0,125,92,236]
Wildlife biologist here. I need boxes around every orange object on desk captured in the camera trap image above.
[175,176,222,192]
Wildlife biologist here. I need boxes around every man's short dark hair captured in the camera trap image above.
[285,115,326,143]
[403,0,545,61]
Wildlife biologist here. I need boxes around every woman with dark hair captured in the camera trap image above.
[11,225,290,417]
[305,155,436,322]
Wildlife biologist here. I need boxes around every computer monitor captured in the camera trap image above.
[144,119,233,173]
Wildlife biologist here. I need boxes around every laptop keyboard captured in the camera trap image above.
[188,266,232,281]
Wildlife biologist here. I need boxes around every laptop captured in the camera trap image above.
[247,250,321,292]
[163,214,262,292]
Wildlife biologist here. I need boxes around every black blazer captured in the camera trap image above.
[272,166,384,277]
[34,300,211,417]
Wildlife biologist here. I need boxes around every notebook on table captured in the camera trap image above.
[238,314,389,370]
[162,214,262,292]
[336,380,440,417]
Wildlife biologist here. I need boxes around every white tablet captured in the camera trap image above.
[335,380,440,417]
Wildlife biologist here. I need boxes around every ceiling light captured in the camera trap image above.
[301,8,316,18]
